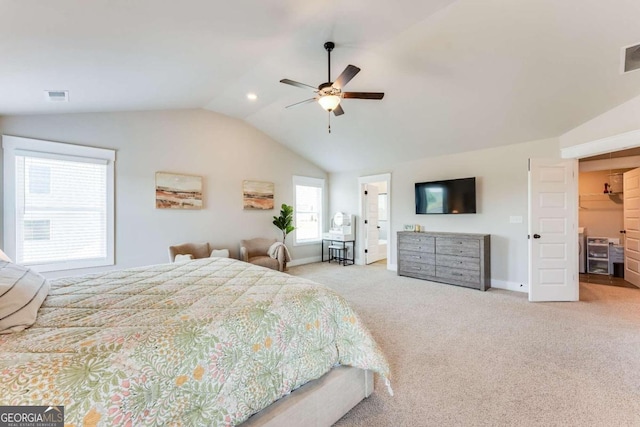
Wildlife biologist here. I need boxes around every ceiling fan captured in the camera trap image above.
[280,41,384,131]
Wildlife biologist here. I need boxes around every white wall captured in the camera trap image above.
[0,109,327,277]
[330,137,560,291]
[560,93,640,150]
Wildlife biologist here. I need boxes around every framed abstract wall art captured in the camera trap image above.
[243,180,274,210]
[156,172,203,209]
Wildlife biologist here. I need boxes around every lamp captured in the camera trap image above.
[318,95,341,112]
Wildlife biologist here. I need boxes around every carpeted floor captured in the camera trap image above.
[287,262,640,427]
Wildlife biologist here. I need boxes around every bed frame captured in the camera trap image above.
[241,366,373,426]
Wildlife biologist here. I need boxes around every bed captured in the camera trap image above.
[0,257,390,426]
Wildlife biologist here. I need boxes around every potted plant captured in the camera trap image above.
[273,204,295,244]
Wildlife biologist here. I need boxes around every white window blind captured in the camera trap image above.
[3,135,115,272]
[16,155,107,265]
[293,176,324,244]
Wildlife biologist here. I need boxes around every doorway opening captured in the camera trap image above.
[358,173,391,268]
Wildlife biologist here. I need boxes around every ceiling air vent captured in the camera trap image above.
[622,43,640,73]
[44,90,69,102]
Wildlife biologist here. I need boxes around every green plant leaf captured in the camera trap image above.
[272,204,296,243]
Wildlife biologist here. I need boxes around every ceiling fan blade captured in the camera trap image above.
[333,104,345,116]
[285,98,317,108]
[342,92,385,100]
[332,65,361,89]
[280,79,317,90]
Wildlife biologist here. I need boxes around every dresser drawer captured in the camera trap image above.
[436,254,480,271]
[436,238,480,258]
[398,235,435,253]
[399,250,435,265]
[435,266,480,285]
[399,260,435,277]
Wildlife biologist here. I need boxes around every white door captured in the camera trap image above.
[623,168,640,287]
[364,184,383,264]
[528,158,578,302]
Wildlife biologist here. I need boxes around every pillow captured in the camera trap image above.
[174,254,194,263]
[0,249,12,263]
[210,249,229,258]
[0,261,50,334]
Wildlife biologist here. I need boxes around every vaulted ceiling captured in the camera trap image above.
[2,0,640,172]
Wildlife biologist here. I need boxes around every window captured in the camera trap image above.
[24,220,51,241]
[293,176,325,244]
[3,135,115,272]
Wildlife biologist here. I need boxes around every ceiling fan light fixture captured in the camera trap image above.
[318,95,341,111]
[280,41,384,121]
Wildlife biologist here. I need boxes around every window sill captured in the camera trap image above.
[26,257,114,273]
[293,240,321,247]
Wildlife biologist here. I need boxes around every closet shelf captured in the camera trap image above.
[578,192,622,200]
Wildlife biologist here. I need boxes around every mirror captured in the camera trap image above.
[333,212,344,227]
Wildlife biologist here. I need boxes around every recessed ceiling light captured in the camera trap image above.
[247,93,258,101]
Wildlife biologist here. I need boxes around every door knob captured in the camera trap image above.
[533,234,541,239]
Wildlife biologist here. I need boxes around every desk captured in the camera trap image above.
[322,239,355,266]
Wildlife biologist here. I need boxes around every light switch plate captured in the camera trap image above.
[510,216,523,224]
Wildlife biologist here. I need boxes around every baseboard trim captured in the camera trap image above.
[288,256,322,267]
[491,279,528,293]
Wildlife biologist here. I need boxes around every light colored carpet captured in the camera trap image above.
[287,262,640,427]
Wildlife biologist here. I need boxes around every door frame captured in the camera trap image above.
[358,173,391,268]
[561,129,640,160]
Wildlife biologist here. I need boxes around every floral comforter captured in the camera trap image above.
[0,257,390,426]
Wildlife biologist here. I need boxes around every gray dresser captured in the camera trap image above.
[397,231,491,291]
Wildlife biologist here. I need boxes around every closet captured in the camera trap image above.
[578,170,625,276]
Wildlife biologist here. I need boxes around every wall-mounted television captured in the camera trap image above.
[415,177,476,214]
